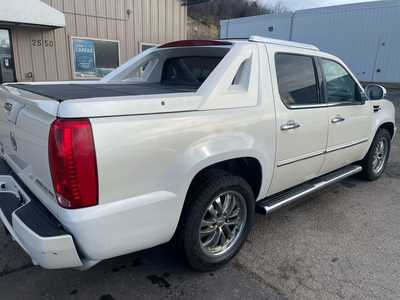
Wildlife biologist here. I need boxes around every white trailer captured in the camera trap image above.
[220,0,400,84]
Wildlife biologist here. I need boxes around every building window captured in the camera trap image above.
[71,37,120,79]
[140,42,158,52]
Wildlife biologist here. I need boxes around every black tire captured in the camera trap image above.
[178,170,255,272]
[3,225,10,236]
[361,128,391,181]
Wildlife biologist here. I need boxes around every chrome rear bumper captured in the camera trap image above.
[0,159,83,269]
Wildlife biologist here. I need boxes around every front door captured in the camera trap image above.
[0,29,16,84]
[318,58,372,174]
[268,51,328,195]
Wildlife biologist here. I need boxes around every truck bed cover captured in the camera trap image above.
[8,83,198,101]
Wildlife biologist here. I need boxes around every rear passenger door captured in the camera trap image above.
[268,51,329,195]
[317,58,371,174]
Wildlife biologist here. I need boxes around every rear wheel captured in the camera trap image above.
[179,170,255,272]
[3,225,10,236]
[361,128,391,181]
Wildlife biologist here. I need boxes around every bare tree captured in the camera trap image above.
[272,1,290,14]
[188,0,287,25]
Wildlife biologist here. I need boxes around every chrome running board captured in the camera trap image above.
[256,165,362,215]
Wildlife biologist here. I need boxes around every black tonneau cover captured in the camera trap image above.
[8,83,198,101]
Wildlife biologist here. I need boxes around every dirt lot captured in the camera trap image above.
[0,90,399,300]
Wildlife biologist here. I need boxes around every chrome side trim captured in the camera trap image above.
[277,138,369,167]
[259,165,363,214]
[326,138,369,153]
[287,101,365,110]
[277,149,325,167]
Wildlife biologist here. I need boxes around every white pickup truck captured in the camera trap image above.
[0,36,396,271]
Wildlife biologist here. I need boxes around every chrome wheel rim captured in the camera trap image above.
[199,191,247,257]
[372,138,388,174]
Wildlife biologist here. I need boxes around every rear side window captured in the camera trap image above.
[319,58,362,103]
[275,53,319,106]
[162,56,223,87]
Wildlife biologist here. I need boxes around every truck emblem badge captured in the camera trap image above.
[4,102,13,112]
[10,131,17,151]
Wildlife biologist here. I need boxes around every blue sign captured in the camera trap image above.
[73,39,96,76]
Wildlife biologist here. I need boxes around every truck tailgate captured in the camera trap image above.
[0,81,202,214]
[0,85,59,215]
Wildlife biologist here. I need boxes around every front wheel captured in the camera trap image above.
[361,128,391,181]
[179,171,255,272]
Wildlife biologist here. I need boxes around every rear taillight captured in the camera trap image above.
[48,118,98,209]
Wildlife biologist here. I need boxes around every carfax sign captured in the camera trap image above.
[73,38,96,77]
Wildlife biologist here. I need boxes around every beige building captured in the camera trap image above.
[0,0,187,83]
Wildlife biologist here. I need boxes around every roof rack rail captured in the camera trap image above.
[249,35,319,51]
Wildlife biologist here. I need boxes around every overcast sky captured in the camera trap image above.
[262,0,379,10]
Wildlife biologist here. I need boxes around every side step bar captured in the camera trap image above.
[256,165,363,215]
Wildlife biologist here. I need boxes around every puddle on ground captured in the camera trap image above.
[99,294,115,300]
[147,274,171,288]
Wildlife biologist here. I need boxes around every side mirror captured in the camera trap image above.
[365,84,387,100]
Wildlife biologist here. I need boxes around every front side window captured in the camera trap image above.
[320,59,362,103]
[275,53,319,107]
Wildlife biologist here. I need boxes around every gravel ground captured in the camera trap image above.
[0,90,399,300]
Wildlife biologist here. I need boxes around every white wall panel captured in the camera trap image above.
[221,0,400,83]
[292,0,400,83]
[220,13,292,40]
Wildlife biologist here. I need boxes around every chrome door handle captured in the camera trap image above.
[281,121,301,131]
[331,116,345,124]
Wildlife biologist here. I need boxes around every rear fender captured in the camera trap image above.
[181,133,271,202]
